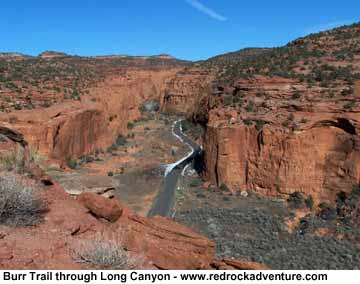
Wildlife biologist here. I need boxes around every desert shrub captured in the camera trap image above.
[107,171,114,177]
[219,183,230,192]
[181,120,204,140]
[223,95,233,106]
[72,237,143,269]
[189,179,202,187]
[116,135,127,146]
[344,100,355,110]
[79,155,94,164]
[171,147,177,156]
[318,203,337,221]
[341,88,354,96]
[127,122,134,130]
[282,120,290,128]
[71,89,81,100]
[350,185,360,198]
[291,91,302,100]
[245,101,255,112]
[255,120,266,131]
[181,120,191,132]
[0,146,25,173]
[305,195,314,209]
[299,118,308,124]
[0,174,48,226]
[328,91,335,98]
[28,148,45,164]
[243,119,253,126]
[107,144,118,153]
[65,156,77,169]
[287,191,304,209]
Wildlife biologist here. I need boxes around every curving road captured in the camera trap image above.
[147,120,201,218]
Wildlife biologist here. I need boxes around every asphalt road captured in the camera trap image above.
[148,120,200,218]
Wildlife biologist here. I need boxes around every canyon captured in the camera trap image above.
[164,23,360,205]
[1,22,360,269]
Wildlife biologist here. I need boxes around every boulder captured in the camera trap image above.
[77,192,123,222]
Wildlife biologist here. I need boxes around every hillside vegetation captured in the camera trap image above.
[0,53,187,112]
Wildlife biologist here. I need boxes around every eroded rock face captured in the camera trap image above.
[162,62,360,205]
[0,69,179,160]
[204,110,360,204]
[161,67,215,113]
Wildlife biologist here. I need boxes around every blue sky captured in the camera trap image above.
[1,0,359,61]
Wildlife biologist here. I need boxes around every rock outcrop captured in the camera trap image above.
[161,24,360,205]
[203,116,360,204]
[161,67,215,113]
[0,168,266,270]
[0,69,179,160]
[200,74,360,204]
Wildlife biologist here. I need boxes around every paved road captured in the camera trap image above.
[148,120,201,218]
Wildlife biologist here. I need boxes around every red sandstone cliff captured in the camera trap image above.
[0,68,179,160]
[161,66,215,113]
[162,23,360,204]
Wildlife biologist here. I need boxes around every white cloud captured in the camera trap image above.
[304,20,354,34]
[185,0,227,21]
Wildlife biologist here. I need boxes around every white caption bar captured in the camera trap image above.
[0,270,358,284]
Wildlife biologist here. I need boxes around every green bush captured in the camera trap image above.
[245,102,255,112]
[220,183,230,192]
[127,122,134,130]
[282,120,290,128]
[305,196,314,209]
[66,156,77,169]
[344,100,355,110]
[71,89,81,100]
[287,191,304,209]
[243,119,253,126]
[107,144,118,153]
[291,91,302,100]
[350,185,360,197]
[318,203,337,221]
[116,135,127,146]
[255,120,266,131]
[189,179,202,188]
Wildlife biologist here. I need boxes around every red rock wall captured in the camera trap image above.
[161,67,215,113]
[0,69,179,160]
[204,121,360,203]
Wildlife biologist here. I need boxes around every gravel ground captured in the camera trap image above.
[174,204,360,269]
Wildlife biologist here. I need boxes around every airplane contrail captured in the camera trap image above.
[185,0,227,21]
